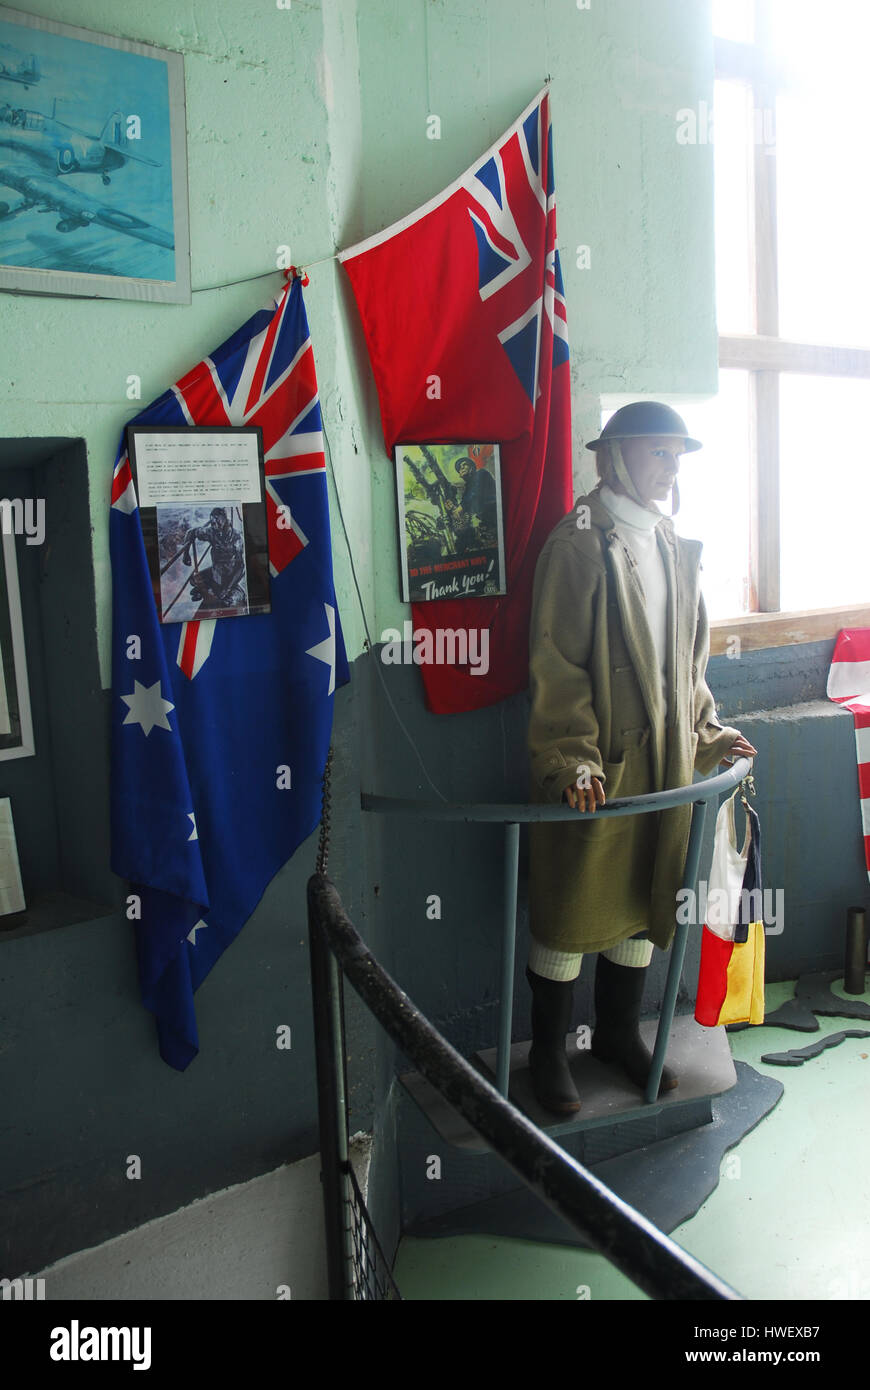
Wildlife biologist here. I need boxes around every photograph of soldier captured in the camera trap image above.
[156,501,249,622]
[395,443,506,602]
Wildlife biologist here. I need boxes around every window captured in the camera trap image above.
[698,0,870,648]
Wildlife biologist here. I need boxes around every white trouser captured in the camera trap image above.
[527,934,654,981]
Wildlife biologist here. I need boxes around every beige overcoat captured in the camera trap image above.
[527,486,739,954]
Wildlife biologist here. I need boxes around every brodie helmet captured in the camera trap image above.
[586,402,701,515]
[586,402,702,454]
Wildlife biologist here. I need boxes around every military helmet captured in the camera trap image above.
[586,401,702,453]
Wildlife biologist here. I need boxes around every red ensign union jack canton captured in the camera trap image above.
[467,98,570,397]
[110,277,349,1070]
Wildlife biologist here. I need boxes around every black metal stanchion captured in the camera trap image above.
[844,906,868,995]
[308,880,354,1300]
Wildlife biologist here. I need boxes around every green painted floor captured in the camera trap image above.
[393,978,870,1300]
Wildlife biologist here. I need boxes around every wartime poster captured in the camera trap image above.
[395,443,506,603]
[126,425,271,623]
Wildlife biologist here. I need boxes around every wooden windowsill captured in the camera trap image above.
[710,605,870,655]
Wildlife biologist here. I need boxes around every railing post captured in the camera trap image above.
[308,885,355,1299]
[644,798,708,1103]
[496,822,520,1097]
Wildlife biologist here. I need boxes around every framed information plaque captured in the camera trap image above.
[126,425,271,623]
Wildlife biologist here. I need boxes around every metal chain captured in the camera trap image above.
[316,744,333,876]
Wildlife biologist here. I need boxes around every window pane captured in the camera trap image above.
[780,375,870,610]
[772,1,870,347]
[713,0,754,42]
[674,372,753,621]
[714,80,755,335]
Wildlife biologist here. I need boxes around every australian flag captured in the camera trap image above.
[110,276,349,1070]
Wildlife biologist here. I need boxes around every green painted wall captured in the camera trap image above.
[0,0,716,683]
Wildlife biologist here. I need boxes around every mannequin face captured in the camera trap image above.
[617,436,684,506]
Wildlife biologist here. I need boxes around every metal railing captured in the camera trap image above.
[361,757,752,1103]
[307,868,744,1300]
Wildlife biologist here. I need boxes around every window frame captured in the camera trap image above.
[709,3,870,654]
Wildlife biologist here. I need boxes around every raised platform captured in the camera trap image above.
[405,1060,783,1247]
[399,1014,737,1152]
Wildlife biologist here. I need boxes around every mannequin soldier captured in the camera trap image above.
[526,402,756,1115]
[182,506,245,608]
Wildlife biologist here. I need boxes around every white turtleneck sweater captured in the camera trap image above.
[599,484,668,700]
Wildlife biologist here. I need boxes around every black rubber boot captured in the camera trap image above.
[590,955,678,1095]
[525,967,581,1115]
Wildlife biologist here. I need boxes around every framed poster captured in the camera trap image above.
[395,443,507,602]
[126,426,271,623]
[0,6,190,303]
[0,528,34,760]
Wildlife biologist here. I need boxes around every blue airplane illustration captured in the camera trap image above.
[0,45,41,89]
[0,98,173,250]
[0,100,160,182]
[0,164,173,247]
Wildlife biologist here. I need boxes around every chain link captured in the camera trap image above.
[316,744,333,875]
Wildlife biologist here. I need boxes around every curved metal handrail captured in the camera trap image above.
[360,757,753,1103]
[361,756,753,820]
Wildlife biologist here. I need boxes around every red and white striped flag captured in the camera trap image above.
[827,628,870,881]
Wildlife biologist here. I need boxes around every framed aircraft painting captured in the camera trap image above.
[0,7,190,303]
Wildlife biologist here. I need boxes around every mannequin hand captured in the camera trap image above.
[563,777,606,813]
[720,733,757,768]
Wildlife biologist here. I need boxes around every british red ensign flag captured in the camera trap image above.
[827,628,870,881]
[339,87,573,715]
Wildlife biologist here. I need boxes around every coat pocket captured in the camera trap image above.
[604,727,651,794]
[571,753,631,838]
[573,737,651,839]
[601,753,628,798]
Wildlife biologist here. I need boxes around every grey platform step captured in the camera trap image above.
[406,1060,782,1248]
[399,1014,736,1152]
